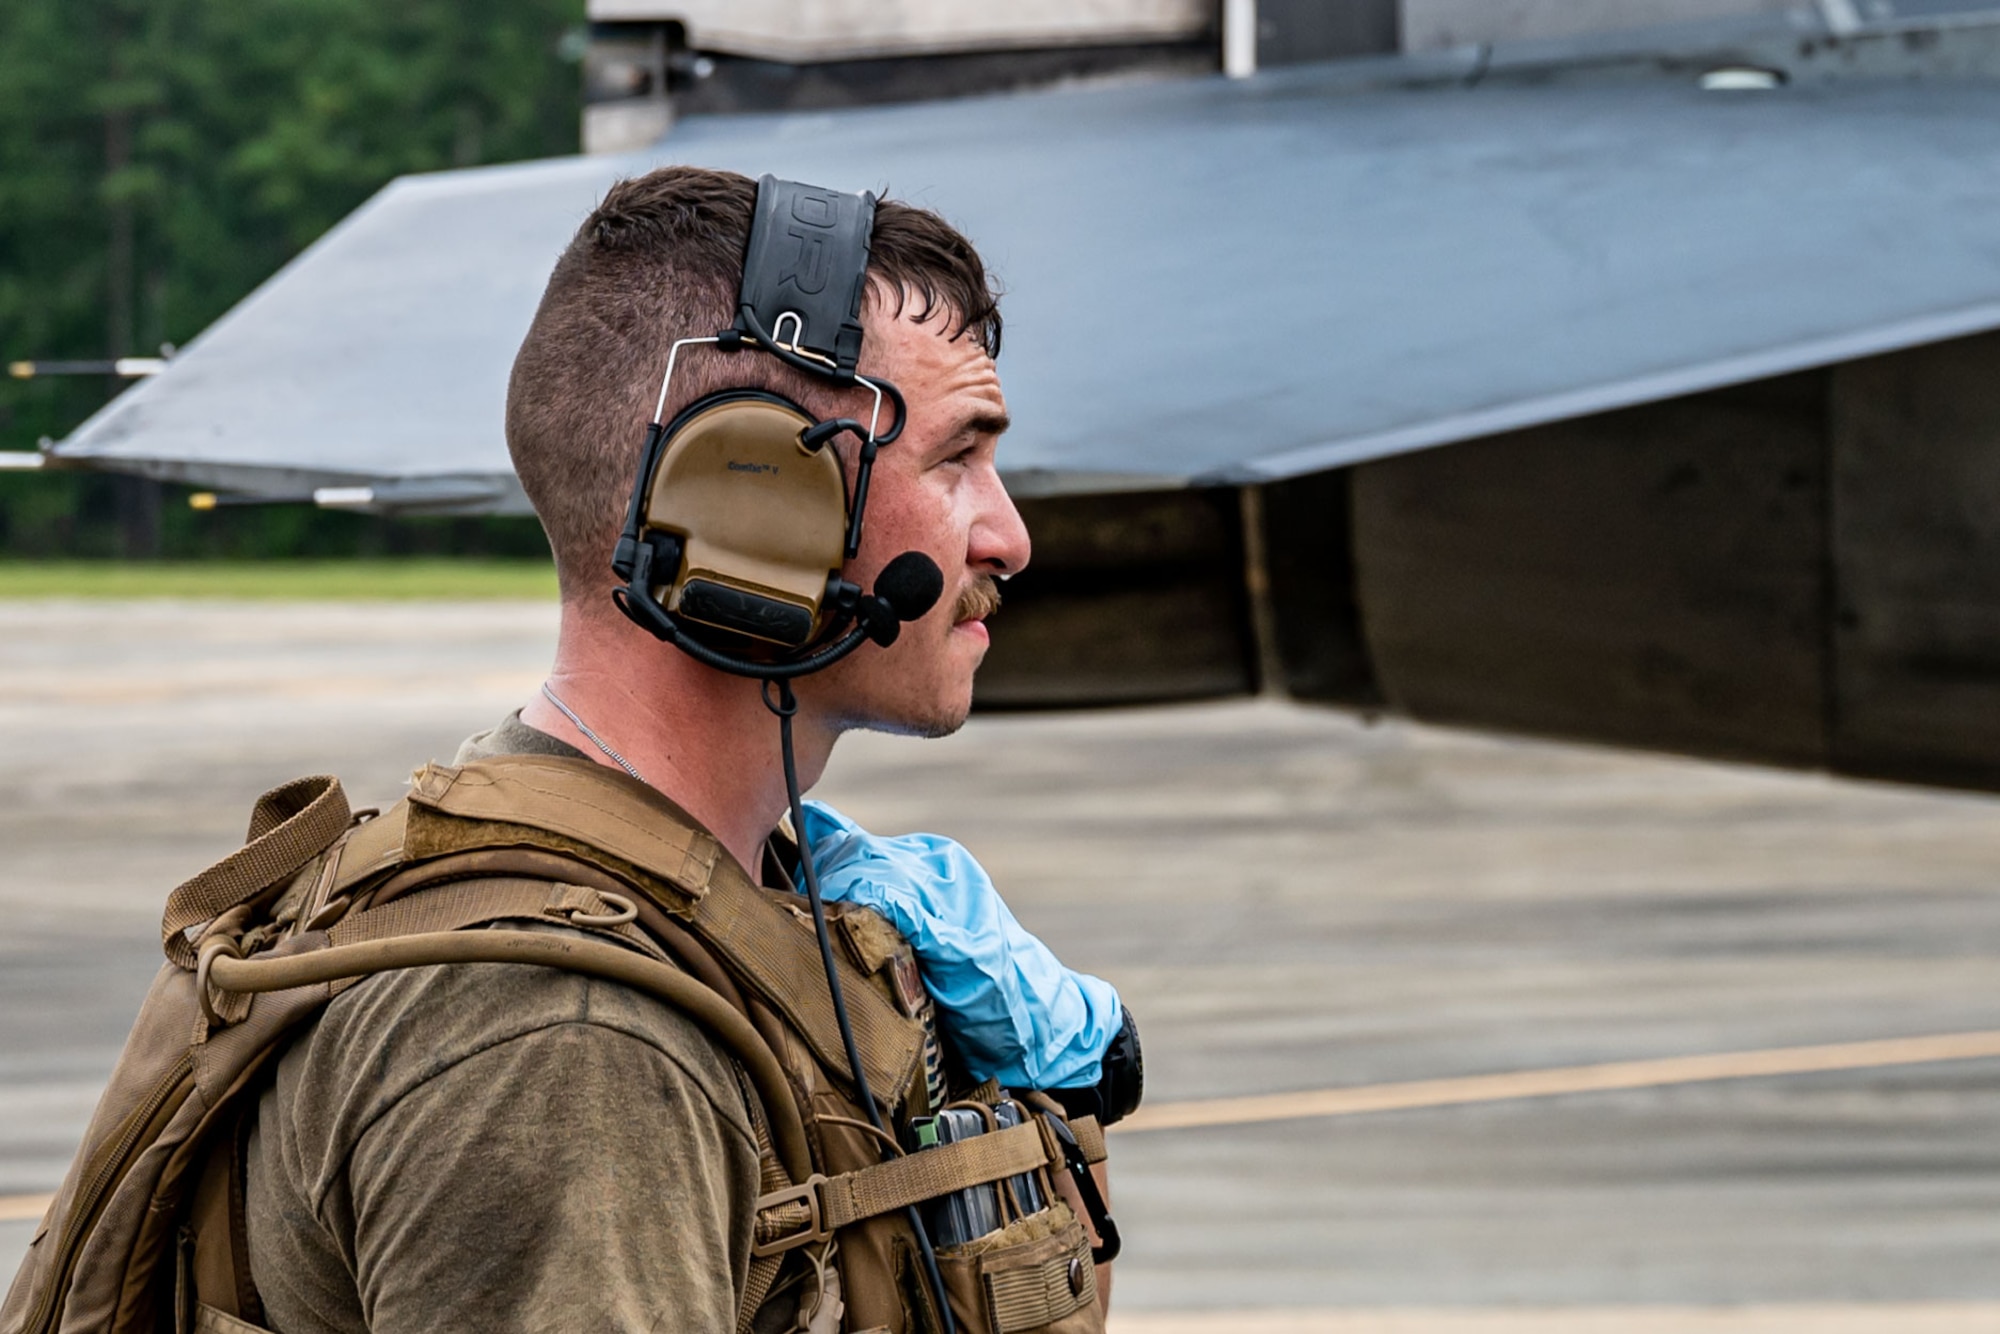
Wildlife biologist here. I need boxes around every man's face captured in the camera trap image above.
[807,304,1031,737]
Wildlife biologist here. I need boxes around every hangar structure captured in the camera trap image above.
[27,3,2000,789]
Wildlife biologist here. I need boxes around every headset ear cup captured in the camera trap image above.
[623,391,852,656]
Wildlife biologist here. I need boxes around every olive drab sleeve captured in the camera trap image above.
[245,952,770,1334]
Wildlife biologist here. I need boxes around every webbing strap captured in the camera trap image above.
[823,1121,1048,1229]
[164,776,350,968]
[326,878,661,960]
[754,1121,1052,1253]
[736,1101,794,1334]
[737,1238,788,1332]
[1069,1116,1107,1167]
[327,802,408,898]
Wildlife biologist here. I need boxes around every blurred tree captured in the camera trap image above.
[0,0,582,559]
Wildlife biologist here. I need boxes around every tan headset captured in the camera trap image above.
[610,176,937,680]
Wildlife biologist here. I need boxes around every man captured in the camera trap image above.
[239,166,1095,1333]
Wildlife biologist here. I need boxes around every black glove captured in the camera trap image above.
[1044,1005,1144,1126]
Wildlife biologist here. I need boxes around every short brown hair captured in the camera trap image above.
[506,166,1002,600]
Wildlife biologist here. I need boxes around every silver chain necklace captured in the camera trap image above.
[539,682,647,785]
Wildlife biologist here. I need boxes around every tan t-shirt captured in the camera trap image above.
[244,716,796,1333]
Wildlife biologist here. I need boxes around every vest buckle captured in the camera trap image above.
[752,1174,832,1257]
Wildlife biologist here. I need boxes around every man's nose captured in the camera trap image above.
[968,475,1031,578]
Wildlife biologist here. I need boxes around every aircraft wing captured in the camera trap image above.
[50,68,2000,507]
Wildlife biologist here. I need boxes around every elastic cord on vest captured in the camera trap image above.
[766,678,958,1334]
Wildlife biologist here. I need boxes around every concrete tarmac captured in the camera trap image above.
[3,599,1998,1327]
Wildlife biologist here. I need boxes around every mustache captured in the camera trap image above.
[953,575,1002,623]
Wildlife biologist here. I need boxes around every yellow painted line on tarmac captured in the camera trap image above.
[1116,1029,2000,1133]
[1107,1307,2000,1333]
[10,1033,1998,1225]
[0,1193,50,1224]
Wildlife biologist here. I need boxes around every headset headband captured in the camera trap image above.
[735,176,876,378]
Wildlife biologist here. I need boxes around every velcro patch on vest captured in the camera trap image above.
[401,761,715,915]
[409,758,718,897]
[836,904,907,977]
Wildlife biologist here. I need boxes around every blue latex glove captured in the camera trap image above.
[798,800,1122,1090]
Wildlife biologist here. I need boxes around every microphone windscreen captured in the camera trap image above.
[874,552,944,622]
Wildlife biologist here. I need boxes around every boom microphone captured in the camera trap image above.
[876,551,945,620]
[856,551,944,646]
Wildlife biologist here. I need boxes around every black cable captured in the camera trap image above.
[766,679,958,1334]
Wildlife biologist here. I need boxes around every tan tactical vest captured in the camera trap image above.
[2,755,1109,1334]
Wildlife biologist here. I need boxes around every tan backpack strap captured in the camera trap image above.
[325,878,665,962]
[349,848,748,1015]
[324,800,410,899]
[355,844,624,912]
[735,1102,796,1334]
[164,776,350,968]
[753,1120,1053,1255]
[196,880,667,1025]
[736,1251,786,1333]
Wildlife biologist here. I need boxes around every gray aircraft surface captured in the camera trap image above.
[17,1,2000,790]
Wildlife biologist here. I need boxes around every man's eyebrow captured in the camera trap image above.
[958,410,1011,439]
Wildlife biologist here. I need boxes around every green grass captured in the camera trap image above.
[0,559,558,601]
